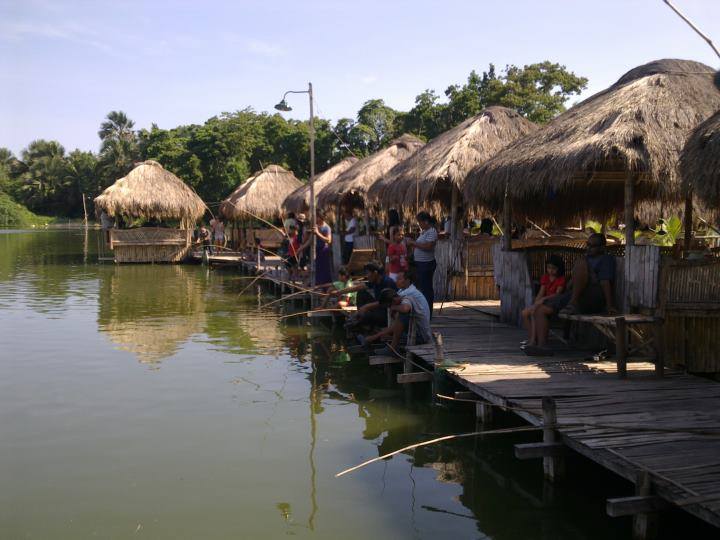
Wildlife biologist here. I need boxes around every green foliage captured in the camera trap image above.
[650,216,683,246]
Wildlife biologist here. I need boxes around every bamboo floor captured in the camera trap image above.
[406,304,720,529]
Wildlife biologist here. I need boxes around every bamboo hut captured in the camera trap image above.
[680,109,720,215]
[370,107,537,211]
[368,107,538,301]
[465,59,720,227]
[317,134,424,213]
[219,165,303,248]
[94,160,206,263]
[282,157,358,215]
[464,59,720,373]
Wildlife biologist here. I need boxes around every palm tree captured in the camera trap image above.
[98,111,136,143]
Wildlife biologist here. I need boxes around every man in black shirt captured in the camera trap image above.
[334,261,397,329]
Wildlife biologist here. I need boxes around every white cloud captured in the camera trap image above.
[245,38,285,58]
[360,75,377,84]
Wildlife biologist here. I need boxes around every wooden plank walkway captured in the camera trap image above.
[406,305,720,530]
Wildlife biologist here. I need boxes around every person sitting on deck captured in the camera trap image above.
[323,267,356,308]
[357,270,432,357]
[337,262,397,330]
[521,254,567,348]
[524,233,617,356]
[376,227,408,282]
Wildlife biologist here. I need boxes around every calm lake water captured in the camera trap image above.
[0,229,709,539]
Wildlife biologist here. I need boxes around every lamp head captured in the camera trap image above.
[274,99,292,112]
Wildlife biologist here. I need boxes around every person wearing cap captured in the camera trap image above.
[358,269,431,357]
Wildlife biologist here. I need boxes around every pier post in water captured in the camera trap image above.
[542,397,564,481]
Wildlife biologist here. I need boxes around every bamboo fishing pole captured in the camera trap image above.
[278,308,346,320]
[238,271,271,296]
[335,425,543,478]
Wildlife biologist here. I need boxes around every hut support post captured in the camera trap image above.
[502,193,512,251]
[683,190,693,253]
[308,82,317,291]
[363,205,371,235]
[625,173,635,247]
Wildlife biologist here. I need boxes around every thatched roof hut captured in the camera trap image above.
[369,107,537,209]
[282,157,358,214]
[317,134,424,209]
[219,165,303,221]
[94,160,205,227]
[680,110,720,210]
[465,59,720,222]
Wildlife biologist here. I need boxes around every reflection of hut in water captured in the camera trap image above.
[94,160,205,263]
[97,265,206,363]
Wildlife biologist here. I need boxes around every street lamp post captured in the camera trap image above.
[275,83,316,289]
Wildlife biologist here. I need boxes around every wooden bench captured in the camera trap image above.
[558,313,664,378]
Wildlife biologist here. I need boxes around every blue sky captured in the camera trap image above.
[1,0,719,156]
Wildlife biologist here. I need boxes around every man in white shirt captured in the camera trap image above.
[342,209,357,264]
[358,269,432,357]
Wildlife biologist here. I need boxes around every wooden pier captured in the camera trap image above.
[401,303,720,534]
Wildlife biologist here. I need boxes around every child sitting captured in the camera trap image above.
[325,267,355,307]
[377,226,408,282]
[521,254,566,349]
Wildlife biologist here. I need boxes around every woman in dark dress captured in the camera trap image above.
[301,210,333,287]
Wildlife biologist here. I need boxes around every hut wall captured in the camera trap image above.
[447,236,499,301]
[660,258,720,373]
[492,242,534,325]
[624,245,660,311]
[109,228,191,263]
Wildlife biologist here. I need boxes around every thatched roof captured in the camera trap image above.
[465,59,720,221]
[282,157,358,214]
[681,109,720,209]
[94,160,205,225]
[368,107,537,209]
[219,165,303,221]
[317,134,424,209]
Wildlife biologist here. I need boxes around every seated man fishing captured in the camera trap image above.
[335,262,397,330]
[524,233,617,357]
[357,270,432,357]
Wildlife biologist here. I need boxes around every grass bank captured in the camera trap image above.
[0,191,53,228]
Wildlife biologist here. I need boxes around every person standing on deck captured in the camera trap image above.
[211,218,225,249]
[300,210,333,289]
[405,211,438,315]
[342,209,357,264]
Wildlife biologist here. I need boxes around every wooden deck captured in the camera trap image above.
[406,304,720,530]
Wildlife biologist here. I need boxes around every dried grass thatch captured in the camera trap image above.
[369,107,537,210]
[282,157,358,214]
[465,59,720,222]
[681,109,720,210]
[94,160,205,226]
[317,134,424,209]
[219,165,303,221]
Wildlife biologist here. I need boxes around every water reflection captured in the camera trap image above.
[97,265,208,363]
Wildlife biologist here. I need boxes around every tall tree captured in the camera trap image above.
[98,111,139,185]
[98,110,136,143]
